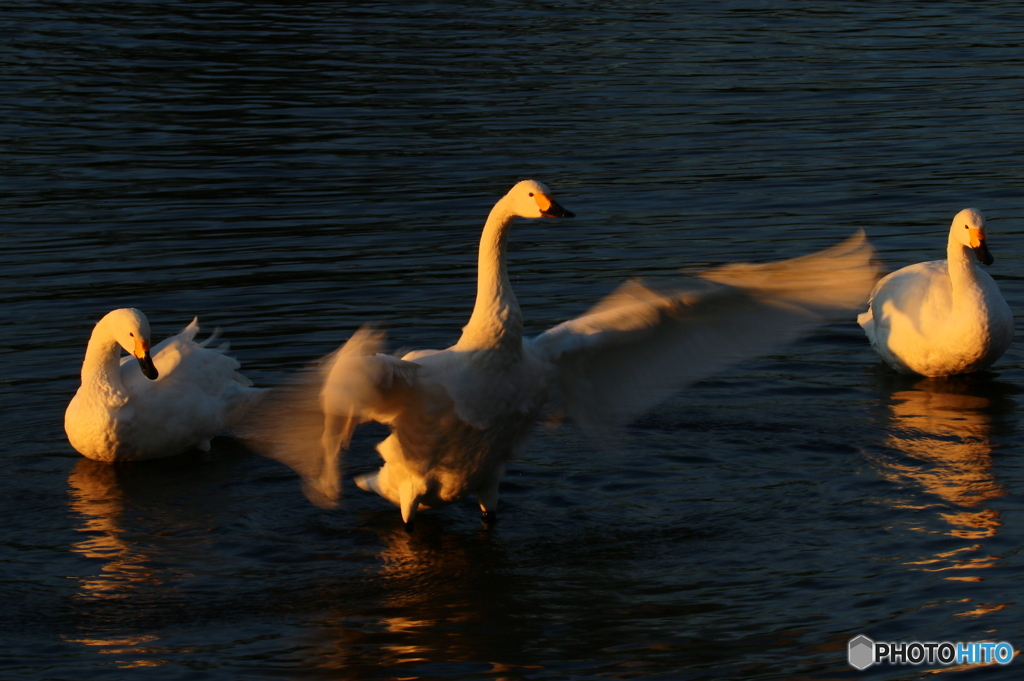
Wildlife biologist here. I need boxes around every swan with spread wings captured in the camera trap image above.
[264,180,880,526]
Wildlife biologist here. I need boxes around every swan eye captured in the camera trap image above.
[528,192,534,197]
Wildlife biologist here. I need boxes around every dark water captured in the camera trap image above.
[3,1,1024,679]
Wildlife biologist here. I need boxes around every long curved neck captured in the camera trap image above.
[458,194,524,351]
[947,233,986,307]
[80,321,125,395]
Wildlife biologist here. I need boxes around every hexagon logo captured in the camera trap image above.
[848,635,875,670]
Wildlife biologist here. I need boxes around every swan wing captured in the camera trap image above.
[119,318,266,452]
[319,326,420,453]
[245,326,419,509]
[532,230,880,439]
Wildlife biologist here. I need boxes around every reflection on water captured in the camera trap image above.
[376,526,506,670]
[68,459,162,598]
[6,0,1024,674]
[870,372,1016,590]
[64,451,251,667]
[302,520,540,677]
[65,458,173,668]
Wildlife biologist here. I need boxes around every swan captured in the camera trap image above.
[261,180,880,525]
[858,208,1014,377]
[65,308,266,461]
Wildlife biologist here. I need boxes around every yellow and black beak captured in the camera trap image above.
[969,228,994,265]
[535,193,574,219]
[134,337,159,380]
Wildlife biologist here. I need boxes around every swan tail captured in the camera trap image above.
[355,471,380,495]
[196,324,232,353]
[857,308,874,332]
[398,479,423,526]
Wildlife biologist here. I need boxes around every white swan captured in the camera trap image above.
[858,208,1014,377]
[65,308,266,461]
[264,180,880,525]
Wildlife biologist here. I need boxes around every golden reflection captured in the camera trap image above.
[307,520,539,677]
[871,372,1015,598]
[955,602,1009,618]
[374,524,507,663]
[65,458,173,668]
[67,458,164,597]
[61,634,166,668]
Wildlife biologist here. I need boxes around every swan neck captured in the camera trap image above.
[459,195,523,350]
[81,321,125,392]
[946,236,985,304]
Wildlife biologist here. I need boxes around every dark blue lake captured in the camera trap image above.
[3,2,1023,679]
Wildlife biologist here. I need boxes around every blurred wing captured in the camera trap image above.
[319,326,419,462]
[532,230,880,439]
[698,229,879,315]
[242,327,417,509]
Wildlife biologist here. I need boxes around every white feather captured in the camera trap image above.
[65,309,266,461]
[259,182,880,522]
[859,208,1013,376]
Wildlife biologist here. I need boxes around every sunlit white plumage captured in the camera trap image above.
[264,181,881,524]
[858,208,1014,377]
[65,308,266,461]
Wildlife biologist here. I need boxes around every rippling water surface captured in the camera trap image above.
[4,2,1024,679]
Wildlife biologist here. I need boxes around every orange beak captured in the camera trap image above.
[969,228,993,265]
[133,337,159,380]
[534,193,574,218]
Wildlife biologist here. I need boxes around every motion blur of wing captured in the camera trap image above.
[699,229,879,315]
[241,327,417,509]
[532,230,880,441]
[240,353,342,509]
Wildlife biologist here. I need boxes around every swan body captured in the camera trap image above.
[858,208,1014,377]
[291,180,880,525]
[65,308,266,461]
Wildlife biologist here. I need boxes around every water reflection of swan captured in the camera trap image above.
[67,458,161,597]
[375,523,521,660]
[68,450,246,596]
[63,458,171,666]
[64,449,248,663]
[307,520,530,673]
[870,372,1016,582]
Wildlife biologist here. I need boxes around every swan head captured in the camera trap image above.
[506,179,574,219]
[950,207,993,265]
[101,308,159,380]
